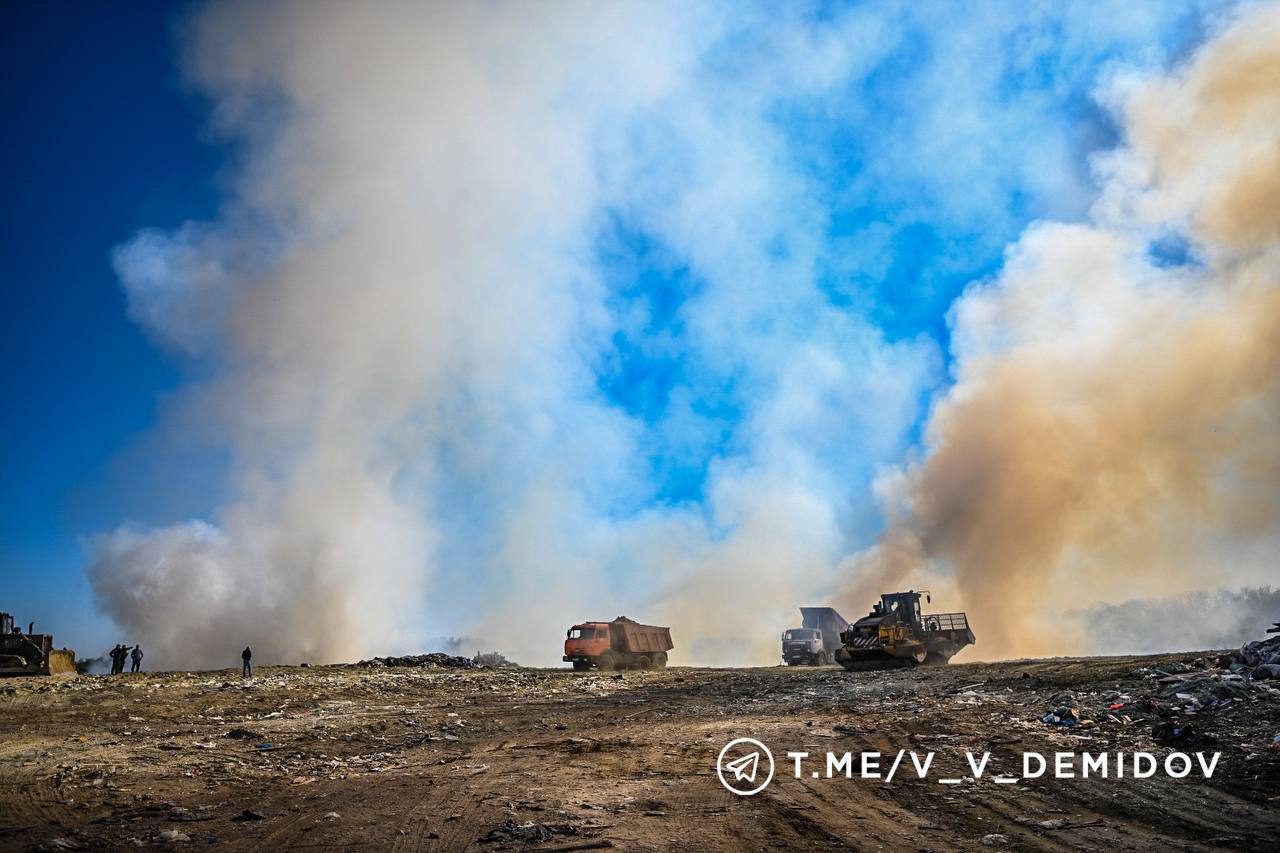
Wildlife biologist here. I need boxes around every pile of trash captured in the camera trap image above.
[478,820,584,845]
[1151,720,1212,748]
[355,653,476,669]
[1040,702,1087,728]
[1231,622,1280,680]
[1033,640,1280,738]
[353,651,520,669]
[1147,668,1264,711]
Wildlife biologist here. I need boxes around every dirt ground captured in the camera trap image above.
[2,652,1278,852]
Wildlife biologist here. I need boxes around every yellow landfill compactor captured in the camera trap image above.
[835,591,974,671]
[0,612,76,676]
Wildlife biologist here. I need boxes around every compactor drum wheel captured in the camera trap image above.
[838,653,917,672]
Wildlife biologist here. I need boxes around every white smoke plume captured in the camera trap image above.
[87,1,1271,669]
[91,0,944,668]
[837,3,1280,658]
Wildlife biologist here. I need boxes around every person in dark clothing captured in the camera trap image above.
[241,646,252,678]
[130,645,143,673]
[109,645,125,675]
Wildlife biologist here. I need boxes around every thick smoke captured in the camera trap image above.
[86,1,1272,670]
[838,4,1280,658]
[90,1,943,668]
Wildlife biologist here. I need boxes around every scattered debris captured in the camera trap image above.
[33,840,81,852]
[1152,721,1213,748]
[224,728,262,740]
[1040,707,1081,727]
[1037,819,1105,831]
[2,647,1277,849]
[1232,631,1280,678]
[479,821,583,845]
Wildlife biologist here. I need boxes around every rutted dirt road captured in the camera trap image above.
[2,653,1277,851]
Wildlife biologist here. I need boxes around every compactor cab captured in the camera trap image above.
[0,612,76,677]
[835,591,974,672]
[880,591,924,624]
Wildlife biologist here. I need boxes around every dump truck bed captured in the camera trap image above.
[614,620,673,654]
[799,607,850,652]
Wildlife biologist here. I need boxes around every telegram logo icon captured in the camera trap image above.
[716,737,775,796]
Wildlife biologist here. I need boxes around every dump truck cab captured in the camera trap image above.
[564,616,673,671]
[781,606,849,665]
[880,591,923,623]
[565,622,612,661]
[781,628,824,663]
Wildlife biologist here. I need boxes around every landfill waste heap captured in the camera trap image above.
[1234,620,1280,680]
[1034,620,1280,751]
[352,651,518,669]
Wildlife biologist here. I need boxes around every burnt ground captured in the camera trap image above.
[1,653,1278,851]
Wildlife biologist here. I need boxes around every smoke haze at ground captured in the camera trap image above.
[84,1,1278,668]
[1073,586,1280,656]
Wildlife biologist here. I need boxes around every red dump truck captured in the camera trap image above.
[563,616,673,671]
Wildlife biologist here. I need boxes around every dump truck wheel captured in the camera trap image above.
[636,655,652,670]
[572,661,591,671]
[597,652,617,671]
[655,652,667,669]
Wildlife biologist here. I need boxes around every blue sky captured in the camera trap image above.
[0,1,1235,661]
[1,2,225,643]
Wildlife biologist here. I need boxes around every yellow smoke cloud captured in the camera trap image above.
[839,4,1280,658]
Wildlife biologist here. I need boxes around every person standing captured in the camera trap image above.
[130,645,143,673]
[241,646,252,678]
[109,644,124,675]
